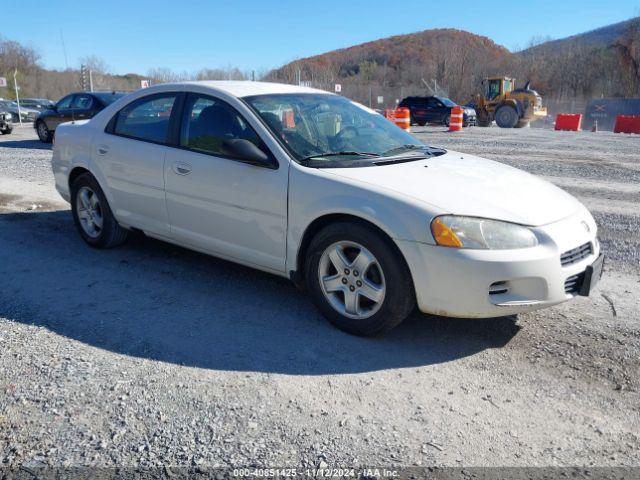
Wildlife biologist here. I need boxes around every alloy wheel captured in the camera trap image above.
[37,122,48,139]
[76,186,104,238]
[318,241,386,319]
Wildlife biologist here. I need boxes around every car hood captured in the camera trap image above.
[320,150,584,226]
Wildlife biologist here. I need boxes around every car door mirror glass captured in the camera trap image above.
[221,139,276,169]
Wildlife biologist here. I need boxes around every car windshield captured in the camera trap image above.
[244,93,441,166]
[438,97,457,107]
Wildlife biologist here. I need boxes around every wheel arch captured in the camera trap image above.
[67,163,118,219]
[291,213,412,290]
[68,166,92,192]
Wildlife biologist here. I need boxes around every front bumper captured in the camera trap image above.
[463,111,477,125]
[397,211,600,318]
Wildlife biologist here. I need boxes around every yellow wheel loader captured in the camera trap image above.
[474,77,547,128]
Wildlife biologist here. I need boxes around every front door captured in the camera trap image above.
[164,93,288,273]
[425,98,441,122]
[48,94,75,130]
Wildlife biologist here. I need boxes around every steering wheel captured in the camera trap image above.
[335,125,359,142]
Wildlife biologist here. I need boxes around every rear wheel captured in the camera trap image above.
[36,121,52,143]
[305,222,415,336]
[495,105,519,128]
[71,173,129,248]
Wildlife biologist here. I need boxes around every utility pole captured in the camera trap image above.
[13,69,22,126]
[80,65,89,91]
[89,68,94,92]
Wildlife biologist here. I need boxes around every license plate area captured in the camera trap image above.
[579,254,605,296]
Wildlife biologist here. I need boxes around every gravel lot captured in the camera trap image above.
[0,125,639,472]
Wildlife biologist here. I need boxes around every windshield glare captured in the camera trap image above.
[245,93,426,162]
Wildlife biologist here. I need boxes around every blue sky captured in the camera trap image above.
[3,0,639,75]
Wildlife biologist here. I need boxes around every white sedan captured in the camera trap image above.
[52,81,604,336]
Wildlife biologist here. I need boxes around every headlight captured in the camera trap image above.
[431,215,538,249]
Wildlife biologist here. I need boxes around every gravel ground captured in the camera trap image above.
[0,125,639,472]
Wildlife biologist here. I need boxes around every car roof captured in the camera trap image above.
[159,80,329,98]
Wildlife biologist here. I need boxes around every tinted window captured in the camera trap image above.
[180,94,263,157]
[426,98,440,108]
[93,92,125,105]
[57,95,74,109]
[112,94,176,143]
[438,97,457,107]
[72,94,93,109]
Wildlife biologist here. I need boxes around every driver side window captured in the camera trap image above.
[57,95,74,109]
[180,93,264,158]
[488,81,501,100]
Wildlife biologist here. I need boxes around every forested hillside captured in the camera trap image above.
[1,16,638,108]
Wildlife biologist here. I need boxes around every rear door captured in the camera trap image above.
[412,98,429,123]
[70,93,99,121]
[92,92,179,236]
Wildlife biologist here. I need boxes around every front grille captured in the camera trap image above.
[561,242,592,267]
[564,272,585,294]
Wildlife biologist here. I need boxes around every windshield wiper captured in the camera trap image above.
[300,151,381,162]
[381,144,428,156]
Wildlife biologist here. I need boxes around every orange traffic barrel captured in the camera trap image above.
[449,106,464,132]
[394,107,411,132]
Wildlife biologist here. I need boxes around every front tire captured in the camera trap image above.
[71,173,129,248]
[495,106,519,128]
[305,222,415,336]
[36,121,52,143]
[0,126,12,135]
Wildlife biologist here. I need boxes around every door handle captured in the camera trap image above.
[173,162,192,175]
[97,145,109,155]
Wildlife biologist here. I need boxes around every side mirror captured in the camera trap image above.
[221,139,278,169]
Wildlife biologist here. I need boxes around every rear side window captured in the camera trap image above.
[180,93,263,157]
[111,94,176,143]
[72,94,93,109]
